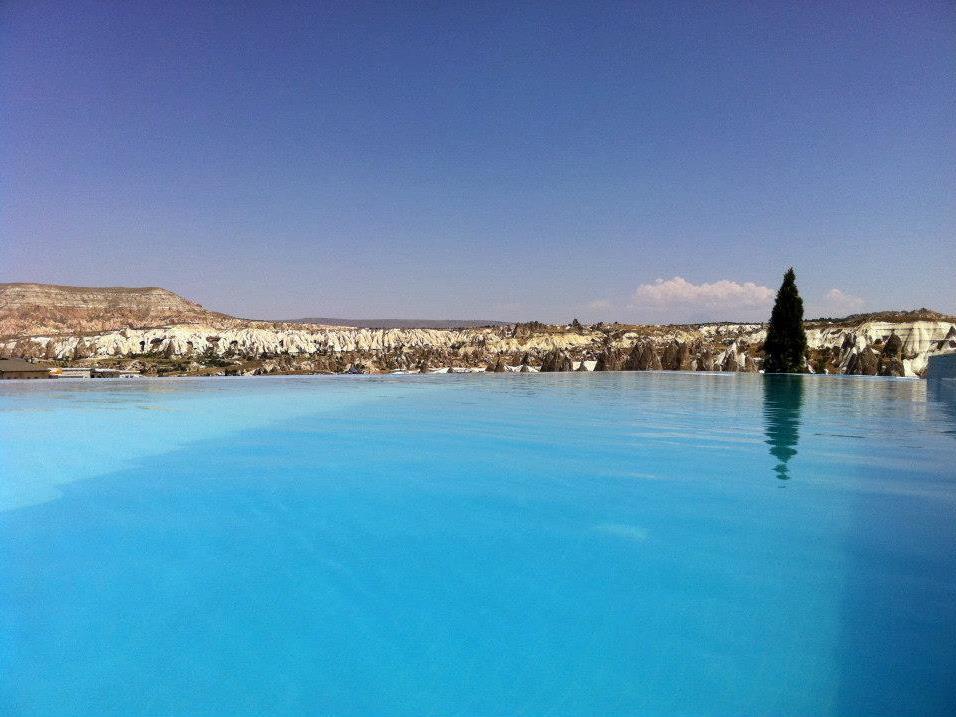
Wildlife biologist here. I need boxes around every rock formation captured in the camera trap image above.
[846,348,879,376]
[877,333,905,376]
[595,346,626,371]
[0,283,232,336]
[486,355,508,373]
[2,284,954,378]
[540,350,573,372]
[624,341,662,371]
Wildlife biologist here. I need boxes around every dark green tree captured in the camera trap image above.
[763,267,807,373]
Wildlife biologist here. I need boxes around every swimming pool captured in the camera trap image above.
[2,373,954,715]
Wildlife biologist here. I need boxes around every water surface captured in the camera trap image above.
[1,373,954,715]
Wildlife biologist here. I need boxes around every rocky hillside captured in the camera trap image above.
[285,318,511,329]
[0,283,233,336]
[1,284,954,377]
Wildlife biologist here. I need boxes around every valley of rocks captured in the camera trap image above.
[2,283,954,378]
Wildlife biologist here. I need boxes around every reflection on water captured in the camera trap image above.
[2,373,955,715]
[763,374,804,480]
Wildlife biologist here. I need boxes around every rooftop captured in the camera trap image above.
[0,358,48,372]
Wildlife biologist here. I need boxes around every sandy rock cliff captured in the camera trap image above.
[1,284,954,377]
[0,283,234,336]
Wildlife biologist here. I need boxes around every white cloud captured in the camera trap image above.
[587,299,612,310]
[823,288,864,313]
[632,277,774,309]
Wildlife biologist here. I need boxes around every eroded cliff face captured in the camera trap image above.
[3,316,954,378]
[2,284,953,377]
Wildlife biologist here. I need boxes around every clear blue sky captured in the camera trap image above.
[2,1,953,322]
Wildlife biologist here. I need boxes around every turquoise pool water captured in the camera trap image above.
[1,373,954,715]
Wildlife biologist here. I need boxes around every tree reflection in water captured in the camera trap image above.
[763,374,805,480]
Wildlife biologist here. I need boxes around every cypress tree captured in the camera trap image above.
[763,267,807,373]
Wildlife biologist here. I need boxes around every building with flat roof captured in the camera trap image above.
[0,359,52,379]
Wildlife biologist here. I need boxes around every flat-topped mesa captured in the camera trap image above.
[0,283,234,336]
[1,283,954,377]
